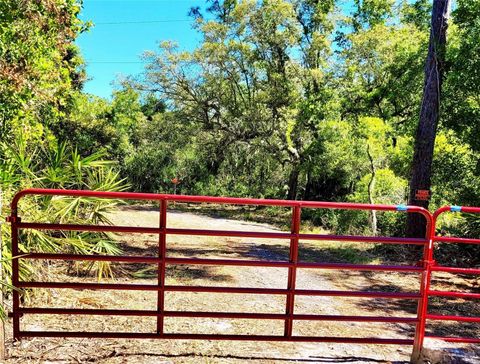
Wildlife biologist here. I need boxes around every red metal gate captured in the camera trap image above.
[418,206,480,346]
[6,188,453,358]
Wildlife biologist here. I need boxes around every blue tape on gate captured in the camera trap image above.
[450,206,462,212]
[396,205,408,211]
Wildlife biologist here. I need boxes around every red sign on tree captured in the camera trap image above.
[415,190,431,201]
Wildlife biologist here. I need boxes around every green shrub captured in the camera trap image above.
[1,139,128,286]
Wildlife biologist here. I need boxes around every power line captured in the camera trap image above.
[94,19,193,25]
[86,61,145,64]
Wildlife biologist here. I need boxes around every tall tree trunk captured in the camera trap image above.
[407,0,451,238]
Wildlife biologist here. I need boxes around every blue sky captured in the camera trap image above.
[77,0,207,98]
[76,0,362,99]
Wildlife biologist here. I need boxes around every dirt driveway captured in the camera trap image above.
[5,205,479,363]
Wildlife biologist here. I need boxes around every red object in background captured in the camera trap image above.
[415,190,431,201]
[171,177,179,185]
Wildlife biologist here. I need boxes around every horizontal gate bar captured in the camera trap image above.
[295,290,421,299]
[17,223,292,239]
[425,336,480,344]
[428,290,480,299]
[294,262,421,272]
[171,286,422,299]
[23,253,159,263]
[426,314,480,323]
[17,281,421,299]
[17,222,426,245]
[16,331,414,345]
[434,236,480,245]
[18,281,159,291]
[19,253,423,272]
[430,266,480,275]
[17,307,418,323]
[17,282,288,293]
[169,230,426,245]
[300,233,426,245]
[11,188,433,214]
[21,253,291,267]
[17,223,156,234]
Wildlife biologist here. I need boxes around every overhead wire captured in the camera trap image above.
[86,61,145,64]
[94,19,193,25]
[81,17,212,64]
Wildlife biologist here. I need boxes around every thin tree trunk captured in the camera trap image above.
[407,0,451,238]
[367,145,377,236]
[287,166,300,200]
[303,171,312,200]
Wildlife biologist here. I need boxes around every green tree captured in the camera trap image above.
[339,21,428,132]
[140,0,340,199]
[358,117,392,235]
[123,111,200,193]
[0,139,127,283]
[442,0,480,152]
[352,0,395,30]
[0,0,87,146]
[51,93,117,156]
